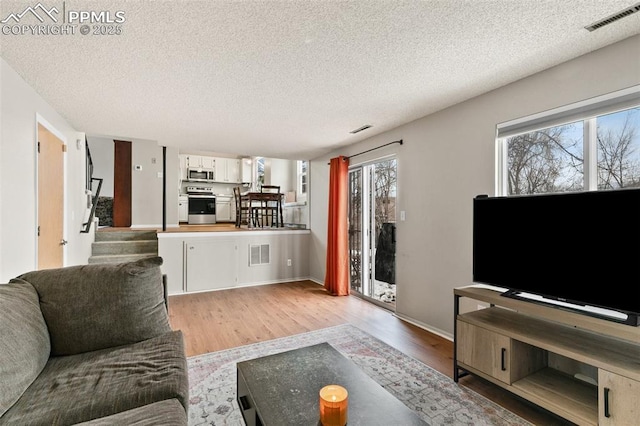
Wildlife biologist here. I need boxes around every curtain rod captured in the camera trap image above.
[327,139,403,164]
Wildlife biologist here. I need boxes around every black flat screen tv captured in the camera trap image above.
[473,188,640,326]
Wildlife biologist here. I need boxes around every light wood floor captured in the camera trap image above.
[168,280,571,425]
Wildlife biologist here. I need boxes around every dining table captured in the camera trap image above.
[240,191,284,228]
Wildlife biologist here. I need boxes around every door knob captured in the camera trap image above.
[60,239,68,245]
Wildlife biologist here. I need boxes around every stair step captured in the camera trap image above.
[95,230,158,242]
[88,253,158,264]
[92,240,158,255]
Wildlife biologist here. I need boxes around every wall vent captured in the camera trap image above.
[584,3,640,31]
[249,244,270,266]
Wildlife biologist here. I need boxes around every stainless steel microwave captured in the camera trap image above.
[188,168,214,182]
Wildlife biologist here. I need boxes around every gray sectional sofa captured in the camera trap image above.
[0,256,188,425]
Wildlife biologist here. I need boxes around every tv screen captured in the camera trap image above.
[473,188,640,326]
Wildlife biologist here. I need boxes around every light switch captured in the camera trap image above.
[400,211,406,221]
[157,172,163,178]
[134,165,142,171]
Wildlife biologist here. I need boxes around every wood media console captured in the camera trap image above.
[453,285,639,426]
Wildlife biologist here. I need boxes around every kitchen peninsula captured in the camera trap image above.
[157,226,310,295]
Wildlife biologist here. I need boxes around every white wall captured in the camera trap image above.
[86,136,179,228]
[86,136,115,197]
[309,35,640,339]
[132,140,179,228]
[0,58,94,282]
[268,158,294,191]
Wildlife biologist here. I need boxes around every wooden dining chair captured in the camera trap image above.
[233,186,252,227]
[259,185,281,227]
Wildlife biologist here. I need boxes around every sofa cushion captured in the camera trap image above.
[0,281,51,417]
[0,330,188,425]
[13,256,171,356]
[74,399,187,425]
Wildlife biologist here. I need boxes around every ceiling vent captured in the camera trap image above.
[584,2,640,31]
[350,124,372,134]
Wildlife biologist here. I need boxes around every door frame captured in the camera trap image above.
[348,154,397,311]
[35,114,67,268]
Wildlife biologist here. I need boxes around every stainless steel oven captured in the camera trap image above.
[188,195,216,224]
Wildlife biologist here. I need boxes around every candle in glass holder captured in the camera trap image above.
[319,384,348,426]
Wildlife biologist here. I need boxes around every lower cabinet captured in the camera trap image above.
[216,198,233,222]
[598,369,640,425]
[185,239,237,292]
[178,197,188,222]
[456,321,545,385]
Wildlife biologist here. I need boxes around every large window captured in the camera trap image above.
[497,87,640,196]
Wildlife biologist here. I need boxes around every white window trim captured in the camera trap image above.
[496,85,640,196]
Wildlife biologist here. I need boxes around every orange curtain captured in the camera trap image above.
[324,156,350,296]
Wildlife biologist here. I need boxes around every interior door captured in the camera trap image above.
[348,158,397,309]
[37,123,65,269]
[113,140,132,227]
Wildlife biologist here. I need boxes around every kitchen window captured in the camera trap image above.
[496,86,640,196]
[297,160,308,201]
[256,157,265,189]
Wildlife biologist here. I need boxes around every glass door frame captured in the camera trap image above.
[348,155,397,311]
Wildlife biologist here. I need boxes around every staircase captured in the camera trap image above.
[89,229,159,264]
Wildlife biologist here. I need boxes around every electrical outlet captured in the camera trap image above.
[287,259,292,266]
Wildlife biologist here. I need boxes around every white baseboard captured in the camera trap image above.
[168,276,312,296]
[393,312,453,341]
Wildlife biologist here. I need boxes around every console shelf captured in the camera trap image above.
[454,286,640,426]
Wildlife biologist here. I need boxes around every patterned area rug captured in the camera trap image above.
[188,324,531,426]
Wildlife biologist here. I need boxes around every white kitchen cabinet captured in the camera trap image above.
[240,158,252,183]
[179,155,188,180]
[201,156,215,170]
[186,155,201,169]
[214,157,240,183]
[215,196,233,222]
[178,196,188,222]
[186,155,214,170]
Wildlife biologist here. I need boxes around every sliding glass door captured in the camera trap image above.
[348,157,397,309]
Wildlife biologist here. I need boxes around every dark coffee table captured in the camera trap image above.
[236,342,427,426]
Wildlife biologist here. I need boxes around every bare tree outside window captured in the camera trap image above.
[373,159,397,235]
[507,123,583,194]
[506,106,640,195]
[597,107,640,190]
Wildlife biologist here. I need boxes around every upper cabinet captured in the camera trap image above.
[179,154,188,180]
[180,153,246,183]
[186,155,214,170]
[214,157,240,183]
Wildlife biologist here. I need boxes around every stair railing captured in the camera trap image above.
[82,177,103,233]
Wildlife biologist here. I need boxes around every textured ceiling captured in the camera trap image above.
[1,1,639,160]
